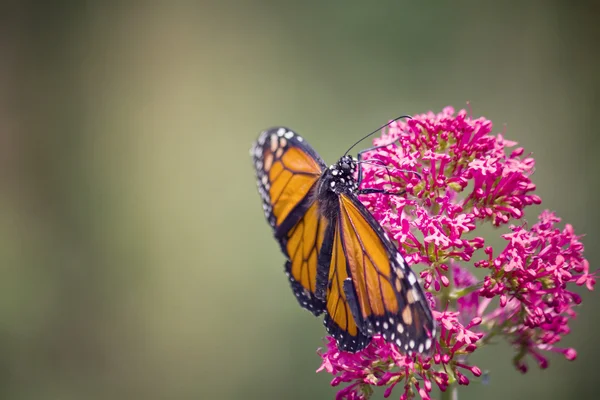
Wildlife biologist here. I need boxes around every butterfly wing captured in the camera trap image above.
[318,191,436,354]
[337,193,436,354]
[251,127,328,315]
[319,222,371,352]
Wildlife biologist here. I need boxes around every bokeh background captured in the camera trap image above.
[1,1,599,399]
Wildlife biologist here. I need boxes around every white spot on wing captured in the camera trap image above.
[411,288,420,301]
[396,253,404,266]
[408,272,417,286]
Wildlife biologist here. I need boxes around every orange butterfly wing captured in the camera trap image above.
[320,223,371,351]
[339,194,435,354]
[251,127,328,314]
[319,193,435,354]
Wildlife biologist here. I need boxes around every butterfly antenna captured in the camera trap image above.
[344,115,412,156]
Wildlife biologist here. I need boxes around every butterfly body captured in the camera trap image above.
[315,156,358,220]
[251,127,435,354]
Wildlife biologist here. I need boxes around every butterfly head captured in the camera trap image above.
[326,155,359,195]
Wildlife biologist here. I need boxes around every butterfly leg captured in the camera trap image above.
[356,144,420,196]
[356,144,393,184]
[358,187,406,196]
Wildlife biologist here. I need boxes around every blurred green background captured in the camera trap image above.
[1,1,599,399]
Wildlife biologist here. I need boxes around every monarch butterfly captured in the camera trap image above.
[250,121,436,354]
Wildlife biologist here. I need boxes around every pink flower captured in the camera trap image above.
[317,107,595,399]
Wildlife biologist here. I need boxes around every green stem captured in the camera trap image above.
[438,264,458,400]
[450,282,482,300]
[440,384,457,400]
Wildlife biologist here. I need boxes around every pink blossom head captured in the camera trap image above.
[317,107,595,399]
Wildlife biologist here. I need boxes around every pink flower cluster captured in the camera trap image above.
[317,107,594,399]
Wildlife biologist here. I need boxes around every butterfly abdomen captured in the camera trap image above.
[315,175,339,221]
